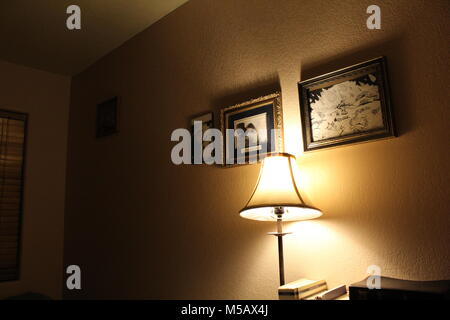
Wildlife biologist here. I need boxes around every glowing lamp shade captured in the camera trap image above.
[239,153,322,222]
[239,153,322,286]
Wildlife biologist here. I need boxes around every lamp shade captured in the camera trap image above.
[239,153,322,221]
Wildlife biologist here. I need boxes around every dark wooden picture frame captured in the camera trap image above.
[96,97,119,138]
[298,57,396,151]
[220,92,283,166]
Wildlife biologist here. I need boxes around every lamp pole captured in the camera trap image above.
[269,207,290,286]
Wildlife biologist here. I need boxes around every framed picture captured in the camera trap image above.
[190,112,214,164]
[298,57,396,151]
[96,97,118,138]
[220,92,283,165]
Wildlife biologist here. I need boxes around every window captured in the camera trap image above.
[0,110,27,282]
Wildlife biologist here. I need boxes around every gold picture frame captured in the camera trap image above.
[220,92,284,166]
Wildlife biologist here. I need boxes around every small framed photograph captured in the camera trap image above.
[220,92,283,165]
[298,57,396,151]
[190,112,214,164]
[96,97,118,138]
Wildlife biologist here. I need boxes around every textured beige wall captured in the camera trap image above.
[64,0,450,299]
[0,60,70,299]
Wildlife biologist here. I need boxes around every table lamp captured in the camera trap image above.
[240,152,322,286]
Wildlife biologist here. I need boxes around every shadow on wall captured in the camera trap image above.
[210,73,281,118]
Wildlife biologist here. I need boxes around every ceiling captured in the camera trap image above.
[0,0,189,76]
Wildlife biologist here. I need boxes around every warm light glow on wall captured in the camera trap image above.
[283,125,303,158]
[291,159,312,191]
[293,158,331,206]
[285,220,333,242]
[280,89,303,158]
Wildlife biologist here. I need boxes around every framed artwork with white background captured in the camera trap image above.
[298,57,396,152]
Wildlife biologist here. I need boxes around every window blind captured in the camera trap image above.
[0,110,27,282]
